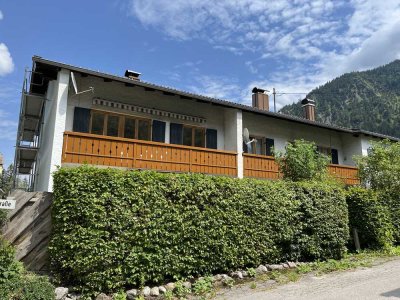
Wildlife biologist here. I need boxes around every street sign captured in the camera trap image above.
[0,199,16,210]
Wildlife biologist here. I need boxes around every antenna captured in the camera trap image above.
[242,128,257,145]
[70,72,94,95]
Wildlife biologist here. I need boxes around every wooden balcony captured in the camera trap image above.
[243,153,281,180]
[328,164,360,185]
[62,131,359,185]
[243,153,360,185]
[62,131,238,177]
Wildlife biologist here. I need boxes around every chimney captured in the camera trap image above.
[124,69,141,81]
[301,98,316,121]
[252,87,269,111]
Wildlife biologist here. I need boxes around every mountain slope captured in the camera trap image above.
[280,60,400,138]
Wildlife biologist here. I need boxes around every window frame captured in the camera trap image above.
[248,136,265,155]
[183,124,206,147]
[89,109,152,140]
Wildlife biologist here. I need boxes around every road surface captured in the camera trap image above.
[215,258,400,300]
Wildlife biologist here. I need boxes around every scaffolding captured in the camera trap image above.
[13,69,46,191]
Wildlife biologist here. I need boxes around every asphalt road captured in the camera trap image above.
[216,258,400,300]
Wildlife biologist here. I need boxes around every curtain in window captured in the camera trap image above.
[265,138,275,156]
[152,120,166,142]
[73,107,91,133]
[170,123,183,144]
[206,129,217,149]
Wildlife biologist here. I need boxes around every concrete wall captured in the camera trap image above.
[35,70,69,191]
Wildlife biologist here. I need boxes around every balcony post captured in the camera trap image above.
[224,109,243,178]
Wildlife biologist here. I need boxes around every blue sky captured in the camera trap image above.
[1,0,400,166]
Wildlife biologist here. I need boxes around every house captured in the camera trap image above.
[14,56,400,192]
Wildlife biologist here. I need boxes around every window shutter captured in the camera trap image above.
[331,148,339,164]
[206,129,217,149]
[152,120,166,142]
[73,107,91,133]
[170,123,183,144]
[265,138,275,156]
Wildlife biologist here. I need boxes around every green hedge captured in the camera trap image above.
[380,191,400,244]
[50,166,349,294]
[1,234,54,300]
[346,187,394,249]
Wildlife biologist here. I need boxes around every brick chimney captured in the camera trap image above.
[252,87,269,111]
[124,70,141,81]
[301,98,316,121]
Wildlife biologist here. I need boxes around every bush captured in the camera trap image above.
[0,239,23,284]
[0,209,7,227]
[356,140,400,191]
[1,226,54,300]
[274,139,330,181]
[50,166,349,295]
[379,191,400,244]
[355,140,400,244]
[346,187,394,249]
[0,274,55,300]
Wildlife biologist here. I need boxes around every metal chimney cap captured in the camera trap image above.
[301,97,315,105]
[124,69,141,78]
[252,87,269,94]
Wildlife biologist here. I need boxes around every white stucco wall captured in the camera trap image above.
[65,75,233,150]
[35,69,69,191]
[224,109,243,177]
[242,112,365,165]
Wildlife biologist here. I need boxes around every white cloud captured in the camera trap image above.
[188,75,241,100]
[0,10,3,20]
[0,43,14,76]
[130,0,400,107]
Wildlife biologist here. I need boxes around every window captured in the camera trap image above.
[106,115,120,137]
[90,110,151,141]
[138,119,151,140]
[317,145,339,164]
[124,118,136,139]
[91,112,105,135]
[243,136,275,156]
[170,123,207,148]
[194,128,205,147]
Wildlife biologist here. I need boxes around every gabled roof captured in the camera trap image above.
[32,56,400,142]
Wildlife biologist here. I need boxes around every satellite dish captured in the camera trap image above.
[70,72,94,95]
[243,128,250,144]
[243,127,257,147]
[71,72,78,94]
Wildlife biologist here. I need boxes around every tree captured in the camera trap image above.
[356,140,400,191]
[274,139,330,181]
[0,164,13,199]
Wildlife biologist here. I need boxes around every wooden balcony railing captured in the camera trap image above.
[62,131,359,185]
[243,153,281,180]
[243,153,360,185]
[62,131,238,177]
[328,164,360,185]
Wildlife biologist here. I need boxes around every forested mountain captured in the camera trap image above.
[280,60,400,138]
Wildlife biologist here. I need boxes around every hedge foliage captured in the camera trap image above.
[0,229,54,300]
[274,139,330,181]
[50,166,349,294]
[346,187,394,249]
[380,191,400,244]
